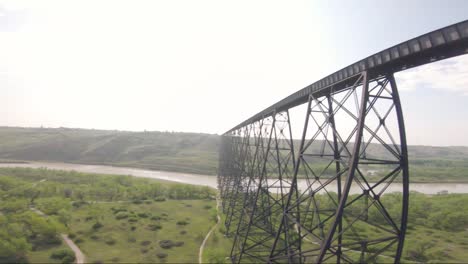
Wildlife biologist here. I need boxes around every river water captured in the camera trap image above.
[0,162,467,195]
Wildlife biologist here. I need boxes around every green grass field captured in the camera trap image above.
[68,200,216,263]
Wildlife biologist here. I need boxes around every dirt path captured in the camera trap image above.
[30,207,86,264]
[199,197,221,264]
[61,234,86,264]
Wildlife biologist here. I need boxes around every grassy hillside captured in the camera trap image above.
[0,126,467,182]
[0,127,219,175]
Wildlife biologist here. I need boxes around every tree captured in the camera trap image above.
[37,197,71,215]
[57,209,72,228]
[0,199,28,213]
[0,236,30,263]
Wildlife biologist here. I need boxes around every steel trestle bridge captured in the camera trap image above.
[218,20,468,263]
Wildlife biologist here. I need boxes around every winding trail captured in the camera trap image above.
[30,207,86,264]
[61,234,86,264]
[199,197,221,264]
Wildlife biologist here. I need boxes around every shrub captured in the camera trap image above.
[112,208,127,214]
[131,226,137,231]
[132,200,142,204]
[137,213,150,218]
[61,255,75,264]
[71,201,88,208]
[180,230,187,235]
[176,220,189,226]
[115,212,129,220]
[140,240,151,246]
[74,238,84,244]
[128,237,137,243]
[159,240,174,249]
[111,257,120,263]
[68,233,76,239]
[156,253,168,259]
[90,235,99,240]
[45,235,62,245]
[154,197,166,202]
[50,249,75,260]
[174,241,184,247]
[92,222,103,230]
[219,226,226,234]
[128,217,138,223]
[50,249,75,264]
[151,216,162,221]
[204,205,212,210]
[147,224,162,231]
[140,248,148,254]
[105,238,116,245]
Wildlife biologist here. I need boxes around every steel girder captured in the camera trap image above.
[218,71,409,263]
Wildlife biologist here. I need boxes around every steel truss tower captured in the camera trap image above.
[218,20,468,263]
[219,73,408,263]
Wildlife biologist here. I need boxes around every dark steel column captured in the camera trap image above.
[388,73,409,264]
[317,71,369,262]
[327,92,343,264]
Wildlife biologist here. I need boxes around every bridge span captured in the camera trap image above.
[218,20,468,263]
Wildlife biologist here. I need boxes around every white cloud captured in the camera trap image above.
[396,54,468,95]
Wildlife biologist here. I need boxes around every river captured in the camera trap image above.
[0,162,467,195]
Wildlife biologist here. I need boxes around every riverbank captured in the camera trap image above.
[1,162,468,194]
[1,126,467,182]
[1,158,467,184]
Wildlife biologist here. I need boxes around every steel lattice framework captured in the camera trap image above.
[218,20,468,263]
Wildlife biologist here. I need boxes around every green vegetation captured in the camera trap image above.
[68,199,214,263]
[205,192,468,263]
[0,126,468,182]
[203,210,231,264]
[0,167,217,263]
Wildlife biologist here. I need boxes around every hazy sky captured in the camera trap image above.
[1,0,468,146]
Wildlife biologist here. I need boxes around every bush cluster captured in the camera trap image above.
[176,220,189,226]
[50,249,75,264]
[159,240,184,249]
